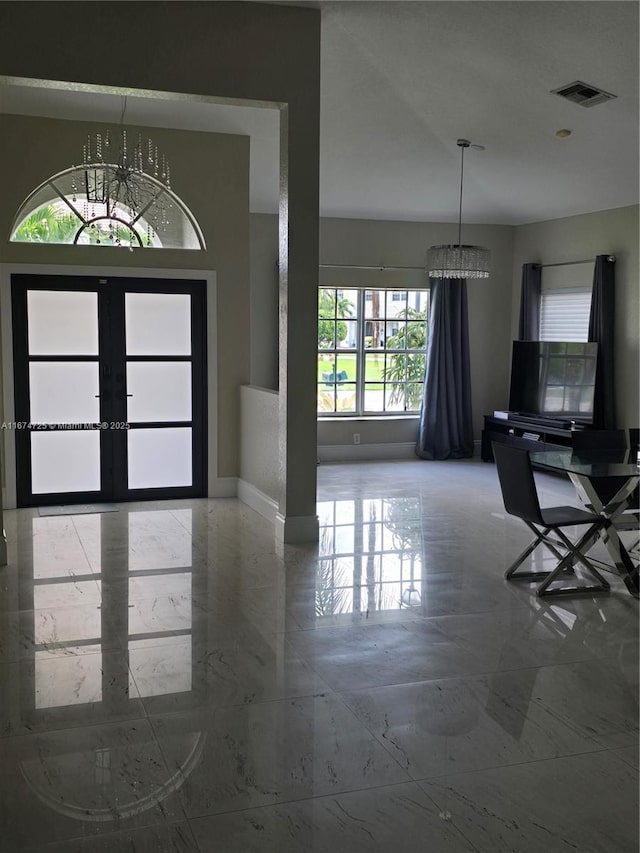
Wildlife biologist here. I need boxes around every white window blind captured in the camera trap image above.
[539,288,592,341]
[538,262,593,342]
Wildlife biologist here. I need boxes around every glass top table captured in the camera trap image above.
[531,449,640,480]
[530,449,639,597]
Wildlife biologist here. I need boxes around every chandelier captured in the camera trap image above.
[70,100,173,247]
[426,139,490,279]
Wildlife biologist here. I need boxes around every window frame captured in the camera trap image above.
[317,286,429,418]
[538,261,593,343]
[539,286,592,342]
[10,164,206,250]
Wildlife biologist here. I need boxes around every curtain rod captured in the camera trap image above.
[537,255,615,269]
[319,263,425,272]
[308,256,617,272]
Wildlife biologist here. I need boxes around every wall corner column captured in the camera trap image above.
[277,96,320,543]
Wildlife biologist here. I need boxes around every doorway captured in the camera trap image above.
[12,274,207,507]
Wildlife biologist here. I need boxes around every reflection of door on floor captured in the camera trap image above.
[12,274,207,507]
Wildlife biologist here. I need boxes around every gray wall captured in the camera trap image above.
[250,213,514,450]
[512,205,639,428]
[0,113,250,484]
[0,1,322,538]
[240,385,279,506]
[250,205,639,452]
[250,214,280,390]
[319,218,514,449]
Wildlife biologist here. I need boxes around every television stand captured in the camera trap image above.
[508,413,576,431]
[481,413,587,462]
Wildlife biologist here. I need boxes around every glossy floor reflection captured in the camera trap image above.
[0,459,637,852]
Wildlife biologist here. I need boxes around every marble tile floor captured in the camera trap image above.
[0,458,637,852]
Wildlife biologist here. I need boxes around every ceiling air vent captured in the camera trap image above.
[551,81,616,108]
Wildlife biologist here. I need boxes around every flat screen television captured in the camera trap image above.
[508,341,598,424]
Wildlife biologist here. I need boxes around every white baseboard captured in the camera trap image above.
[237,479,278,523]
[275,512,319,543]
[238,481,319,542]
[318,442,481,463]
[208,477,238,498]
[318,442,416,463]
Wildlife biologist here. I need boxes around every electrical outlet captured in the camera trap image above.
[353,433,360,445]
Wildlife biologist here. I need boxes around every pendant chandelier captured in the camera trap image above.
[70,97,173,247]
[426,139,490,279]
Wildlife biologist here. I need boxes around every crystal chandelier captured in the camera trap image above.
[70,99,173,247]
[426,139,490,279]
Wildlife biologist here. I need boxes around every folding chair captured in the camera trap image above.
[493,442,610,597]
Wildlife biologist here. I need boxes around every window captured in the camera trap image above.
[539,342,597,416]
[539,263,593,342]
[317,287,429,415]
[10,165,205,250]
[540,287,592,341]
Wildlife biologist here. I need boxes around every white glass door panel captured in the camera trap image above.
[128,428,192,489]
[126,362,192,422]
[122,284,200,496]
[29,362,100,425]
[31,431,101,494]
[125,293,191,355]
[27,290,98,355]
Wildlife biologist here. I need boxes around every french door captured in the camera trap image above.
[12,274,207,507]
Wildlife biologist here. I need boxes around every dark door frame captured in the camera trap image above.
[12,273,207,507]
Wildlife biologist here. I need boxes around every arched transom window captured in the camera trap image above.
[10,164,206,250]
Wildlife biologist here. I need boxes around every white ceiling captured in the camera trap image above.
[1,1,637,226]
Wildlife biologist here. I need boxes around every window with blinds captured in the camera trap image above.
[539,287,592,341]
[538,260,593,343]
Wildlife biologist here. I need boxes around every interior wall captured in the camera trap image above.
[239,385,279,510]
[249,213,514,452]
[320,218,514,449]
[0,0,321,540]
[0,113,249,485]
[250,208,639,450]
[250,214,279,390]
[512,205,639,428]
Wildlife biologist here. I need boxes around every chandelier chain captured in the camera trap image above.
[457,144,464,247]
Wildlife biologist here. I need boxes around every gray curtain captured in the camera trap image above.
[416,278,473,460]
[588,254,616,429]
[517,263,541,340]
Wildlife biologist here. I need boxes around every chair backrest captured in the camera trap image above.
[572,429,627,451]
[492,442,543,525]
[629,428,639,456]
